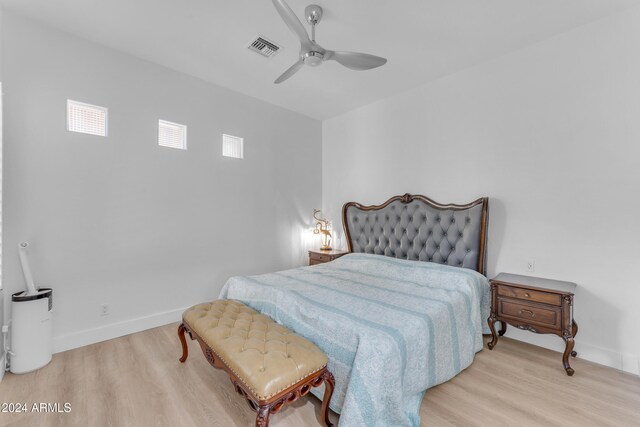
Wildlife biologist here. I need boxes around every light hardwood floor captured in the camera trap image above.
[0,324,638,426]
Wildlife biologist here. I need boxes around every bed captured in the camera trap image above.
[220,193,490,427]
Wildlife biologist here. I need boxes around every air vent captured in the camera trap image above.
[248,36,281,58]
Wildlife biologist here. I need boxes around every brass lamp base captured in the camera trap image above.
[313,209,332,252]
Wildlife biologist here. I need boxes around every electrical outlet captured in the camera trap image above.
[101,304,109,316]
[526,260,536,272]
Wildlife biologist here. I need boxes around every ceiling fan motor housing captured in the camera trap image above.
[303,51,324,66]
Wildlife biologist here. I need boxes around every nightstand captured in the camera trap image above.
[487,273,578,376]
[308,249,348,266]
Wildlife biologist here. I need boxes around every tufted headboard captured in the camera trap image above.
[342,194,489,275]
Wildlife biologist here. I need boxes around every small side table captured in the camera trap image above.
[487,273,578,376]
[308,249,348,266]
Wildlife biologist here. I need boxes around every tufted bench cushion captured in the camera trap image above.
[178,299,334,427]
[183,299,328,400]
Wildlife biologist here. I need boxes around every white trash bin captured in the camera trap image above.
[10,288,53,374]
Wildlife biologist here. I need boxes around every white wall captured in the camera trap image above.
[0,5,5,381]
[2,12,322,353]
[323,6,640,374]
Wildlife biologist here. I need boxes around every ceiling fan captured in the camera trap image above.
[272,0,387,84]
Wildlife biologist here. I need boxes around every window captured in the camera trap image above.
[67,100,108,136]
[222,134,243,159]
[158,120,187,150]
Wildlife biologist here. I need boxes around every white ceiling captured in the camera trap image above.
[2,0,639,120]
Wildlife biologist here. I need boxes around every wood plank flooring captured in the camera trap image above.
[0,323,638,426]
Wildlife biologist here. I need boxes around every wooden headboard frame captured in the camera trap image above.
[342,193,489,275]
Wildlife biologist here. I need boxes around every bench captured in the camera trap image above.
[178,299,335,427]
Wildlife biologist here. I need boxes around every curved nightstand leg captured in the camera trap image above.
[498,321,507,337]
[570,321,578,357]
[487,316,498,350]
[562,333,575,376]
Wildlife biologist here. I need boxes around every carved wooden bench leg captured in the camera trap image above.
[321,370,335,427]
[256,405,271,427]
[178,323,189,363]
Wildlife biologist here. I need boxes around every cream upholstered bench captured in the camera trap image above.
[178,299,335,427]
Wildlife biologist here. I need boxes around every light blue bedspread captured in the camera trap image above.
[219,253,490,427]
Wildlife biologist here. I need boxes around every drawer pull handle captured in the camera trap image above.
[524,293,530,298]
[519,309,535,318]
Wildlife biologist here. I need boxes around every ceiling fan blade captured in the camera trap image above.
[324,51,387,71]
[272,0,311,49]
[274,59,304,84]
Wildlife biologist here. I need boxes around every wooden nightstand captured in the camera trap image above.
[308,249,348,266]
[487,273,578,376]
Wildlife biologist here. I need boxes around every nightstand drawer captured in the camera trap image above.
[311,253,333,263]
[498,299,561,329]
[497,284,562,306]
[308,250,348,266]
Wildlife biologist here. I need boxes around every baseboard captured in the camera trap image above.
[52,307,188,354]
[504,328,640,376]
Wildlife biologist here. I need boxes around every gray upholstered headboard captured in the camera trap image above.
[342,194,489,275]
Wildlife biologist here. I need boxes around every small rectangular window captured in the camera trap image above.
[222,134,243,159]
[67,100,108,136]
[158,120,187,150]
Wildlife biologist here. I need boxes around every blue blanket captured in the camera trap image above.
[219,253,490,427]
